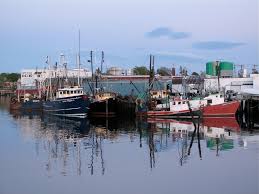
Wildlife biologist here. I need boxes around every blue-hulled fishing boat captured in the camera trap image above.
[43,86,91,118]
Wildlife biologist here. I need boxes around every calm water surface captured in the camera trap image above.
[0,97,258,194]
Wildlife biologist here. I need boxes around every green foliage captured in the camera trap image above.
[191,72,199,76]
[0,73,20,83]
[133,66,149,75]
[157,67,171,76]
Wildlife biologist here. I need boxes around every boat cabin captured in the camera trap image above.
[203,93,224,106]
[94,92,116,102]
[169,99,203,112]
[56,87,84,99]
[150,90,169,99]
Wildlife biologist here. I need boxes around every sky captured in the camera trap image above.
[0,0,258,73]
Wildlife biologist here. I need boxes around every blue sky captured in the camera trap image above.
[0,0,258,73]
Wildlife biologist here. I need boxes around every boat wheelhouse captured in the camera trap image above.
[56,87,84,99]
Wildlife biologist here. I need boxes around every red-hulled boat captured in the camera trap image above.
[201,100,240,118]
[146,93,240,119]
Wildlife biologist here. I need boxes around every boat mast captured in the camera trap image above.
[101,51,104,74]
[78,29,81,87]
[47,56,52,100]
[216,60,220,92]
[148,54,155,109]
[90,50,94,81]
[148,55,152,93]
[90,50,94,95]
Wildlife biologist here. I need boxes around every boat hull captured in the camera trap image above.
[22,100,43,111]
[147,108,201,118]
[201,100,240,118]
[10,101,22,110]
[89,98,117,118]
[10,99,43,111]
[43,95,90,118]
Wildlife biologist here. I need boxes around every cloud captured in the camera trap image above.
[154,51,206,64]
[193,41,245,50]
[156,51,203,59]
[146,27,190,40]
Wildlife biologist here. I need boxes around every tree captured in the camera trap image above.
[7,73,20,82]
[191,72,199,76]
[133,66,149,75]
[0,73,20,83]
[157,67,171,76]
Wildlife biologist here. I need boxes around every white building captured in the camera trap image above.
[204,77,253,94]
[241,74,259,97]
[19,53,92,88]
[20,68,92,88]
[107,67,133,76]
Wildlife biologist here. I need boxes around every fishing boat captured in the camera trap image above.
[43,86,91,118]
[87,50,118,118]
[147,93,240,118]
[10,93,43,111]
[89,91,117,117]
[201,94,240,118]
[43,30,92,118]
[147,96,204,118]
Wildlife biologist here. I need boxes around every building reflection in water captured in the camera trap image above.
[9,110,243,175]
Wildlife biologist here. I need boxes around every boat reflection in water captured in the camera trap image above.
[147,117,241,165]
[9,109,245,175]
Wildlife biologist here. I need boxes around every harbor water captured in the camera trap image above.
[0,97,258,194]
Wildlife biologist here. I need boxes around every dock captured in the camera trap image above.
[0,89,15,96]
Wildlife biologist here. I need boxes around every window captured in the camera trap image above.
[71,91,73,94]
[220,95,223,98]
[173,102,176,105]
[207,99,212,104]
[183,101,186,104]
[178,102,181,105]
[60,92,62,95]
